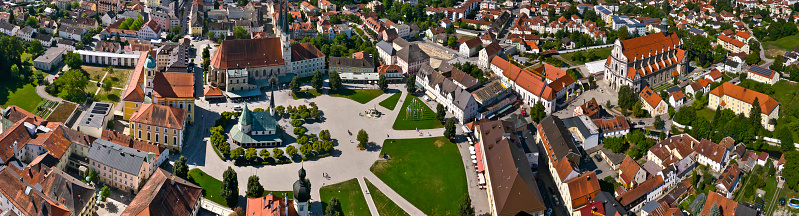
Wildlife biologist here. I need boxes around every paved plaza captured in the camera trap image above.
[179,82,481,215]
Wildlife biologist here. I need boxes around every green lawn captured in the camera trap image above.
[329,89,384,104]
[560,47,613,65]
[763,34,799,57]
[320,178,371,216]
[370,137,467,215]
[0,83,43,113]
[696,108,715,122]
[94,89,122,103]
[764,81,799,141]
[392,95,443,130]
[365,178,409,216]
[292,89,322,99]
[378,92,402,110]
[188,169,228,207]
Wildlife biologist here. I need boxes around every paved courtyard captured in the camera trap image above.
[179,82,484,215]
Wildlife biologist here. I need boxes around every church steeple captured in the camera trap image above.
[270,90,275,116]
[282,0,290,33]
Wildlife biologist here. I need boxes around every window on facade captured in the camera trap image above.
[174,137,177,146]
[147,132,151,141]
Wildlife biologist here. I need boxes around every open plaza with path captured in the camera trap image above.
[179,82,481,215]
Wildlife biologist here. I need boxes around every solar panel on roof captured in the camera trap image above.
[750,66,773,77]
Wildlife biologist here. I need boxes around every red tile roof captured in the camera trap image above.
[210,38,285,70]
[0,167,71,216]
[122,169,202,216]
[618,155,641,185]
[130,104,185,130]
[620,33,682,62]
[717,34,745,48]
[616,175,663,206]
[709,82,779,115]
[565,171,601,208]
[491,56,555,100]
[639,86,664,109]
[700,192,737,216]
[122,52,150,102]
[152,72,194,98]
[101,129,166,157]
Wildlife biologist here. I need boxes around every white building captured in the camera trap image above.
[33,47,67,72]
[74,50,141,67]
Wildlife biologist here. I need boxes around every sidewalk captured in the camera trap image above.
[357,177,380,216]
[35,84,62,102]
[363,172,426,216]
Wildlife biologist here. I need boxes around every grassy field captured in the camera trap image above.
[696,108,715,122]
[93,89,122,103]
[763,81,799,141]
[392,95,443,130]
[320,178,371,216]
[763,34,799,57]
[83,66,134,88]
[364,178,410,216]
[329,89,384,104]
[0,83,43,113]
[378,92,402,110]
[560,47,613,65]
[188,169,228,207]
[293,89,322,99]
[370,137,467,216]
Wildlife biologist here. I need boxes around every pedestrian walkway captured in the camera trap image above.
[357,177,380,216]
[363,172,426,216]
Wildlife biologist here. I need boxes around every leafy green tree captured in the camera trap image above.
[444,118,456,141]
[459,196,475,216]
[172,156,188,179]
[618,85,637,109]
[745,52,760,65]
[65,51,83,69]
[654,115,663,129]
[290,76,301,94]
[750,97,762,127]
[530,101,546,123]
[357,129,368,149]
[319,130,331,141]
[221,167,239,206]
[259,149,270,158]
[300,143,313,155]
[603,136,628,153]
[28,40,43,57]
[56,69,88,102]
[219,142,231,154]
[231,147,245,159]
[447,36,457,47]
[100,186,111,199]
[272,148,284,159]
[406,75,417,93]
[286,145,297,157]
[87,169,99,183]
[203,46,210,59]
[779,126,795,152]
[293,127,307,136]
[325,197,343,216]
[329,71,342,91]
[784,151,799,189]
[233,26,250,39]
[378,74,388,92]
[245,148,257,161]
[311,70,323,91]
[246,175,264,198]
[436,104,446,122]
[9,64,19,79]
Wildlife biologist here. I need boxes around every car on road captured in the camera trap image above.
[594,154,602,162]
[233,105,242,111]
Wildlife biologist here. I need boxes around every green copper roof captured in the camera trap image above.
[145,54,157,70]
[239,104,252,126]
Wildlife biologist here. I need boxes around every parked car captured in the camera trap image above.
[233,105,242,111]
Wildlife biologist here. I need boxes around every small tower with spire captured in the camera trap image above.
[293,166,311,216]
[239,104,253,133]
[270,90,275,116]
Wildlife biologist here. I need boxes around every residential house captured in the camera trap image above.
[592,116,630,138]
[694,139,728,172]
[715,163,742,199]
[573,98,601,119]
[639,86,668,116]
[668,90,685,107]
[460,37,482,57]
[618,155,647,189]
[616,175,665,212]
[121,168,202,216]
[747,65,780,85]
[396,44,430,74]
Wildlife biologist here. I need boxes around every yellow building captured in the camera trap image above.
[121,52,156,120]
[130,103,186,151]
[121,51,195,123]
[639,86,668,116]
[746,66,780,85]
[708,82,780,131]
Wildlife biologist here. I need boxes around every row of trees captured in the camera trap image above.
[118,15,145,31]
[275,102,322,121]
